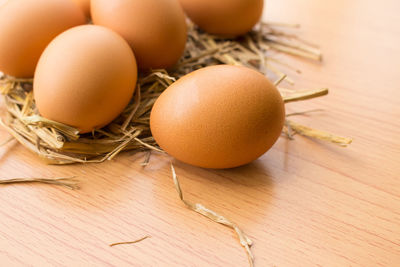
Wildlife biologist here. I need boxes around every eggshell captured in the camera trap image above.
[0,0,86,78]
[178,0,263,36]
[34,25,137,134]
[150,65,285,169]
[91,0,187,69]
[71,0,90,18]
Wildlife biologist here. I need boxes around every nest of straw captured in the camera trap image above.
[0,23,351,165]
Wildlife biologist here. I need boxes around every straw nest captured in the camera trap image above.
[0,22,352,165]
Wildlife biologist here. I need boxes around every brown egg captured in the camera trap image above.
[150,65,285,169]
[178,0,263,37]
[91,0,187,69]
[0,0,85,78]
[71,0,90,18]
[34,25,137,134]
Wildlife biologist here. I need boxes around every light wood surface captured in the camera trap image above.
[1,0,400,266]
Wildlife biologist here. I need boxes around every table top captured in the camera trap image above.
[1,0,400,266]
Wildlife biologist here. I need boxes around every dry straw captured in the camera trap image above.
[0,22,352,266]
[171,164,255,266]
[0,22,351,165]
[0,176,79,189]
[109,235,151,247]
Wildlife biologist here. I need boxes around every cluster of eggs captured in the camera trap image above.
[0,0,285,169]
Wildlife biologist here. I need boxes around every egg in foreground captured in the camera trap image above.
[34,25,137,134]
[0,0,85,78]
[92,0,187,69]
[150,65,285,169]
[178,0,263,37]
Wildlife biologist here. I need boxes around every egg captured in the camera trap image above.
[34,25,137,134]
[150,65,285,169]
[71,0,90,18]
[178,0,263,37]
[91,0,187,69]
[0,0,86,78]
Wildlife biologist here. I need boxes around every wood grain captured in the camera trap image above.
[1,0,400,266]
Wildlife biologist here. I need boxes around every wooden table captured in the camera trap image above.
[1,0,399,266]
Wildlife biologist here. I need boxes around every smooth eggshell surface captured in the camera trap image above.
[150,65,285,169]
[178,0,263,37]
[0,0,85,78]
[34,25,137,134]
[91,0,187,69]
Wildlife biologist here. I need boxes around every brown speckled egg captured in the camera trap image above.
[91,0,187,69]
[71,0,90,18]
[0,0,85,78]
[34,25,137,134]
[178,0,263,37]
[150,65,285,169]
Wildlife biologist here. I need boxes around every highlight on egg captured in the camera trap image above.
[91,0,187,69]
[178,0,264,37]
[34,25,138,134]
[0,0,7,7]
[150,65,285,169]
[0,0,86,78]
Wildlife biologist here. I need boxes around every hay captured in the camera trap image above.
[0,22,351,164]
[0,176,79,189]
[171,164,255,266]
[109,235,151,247]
